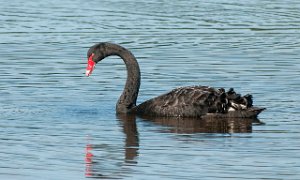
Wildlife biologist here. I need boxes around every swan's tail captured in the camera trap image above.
[230,107,266,118]
[221,88,265,118]
[205,88,265,118]
[204,107,266,119]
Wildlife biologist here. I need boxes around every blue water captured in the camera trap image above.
[1,0,300,179]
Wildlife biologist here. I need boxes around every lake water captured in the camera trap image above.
[1,0,300,179]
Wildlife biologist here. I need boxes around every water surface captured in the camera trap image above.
[1,0,300,179]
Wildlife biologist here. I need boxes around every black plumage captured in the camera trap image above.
[133,86,264,118]
[86,42,265,118]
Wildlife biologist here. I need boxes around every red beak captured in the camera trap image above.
[86,54,95,76]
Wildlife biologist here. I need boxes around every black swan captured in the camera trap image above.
[85,42,265,118]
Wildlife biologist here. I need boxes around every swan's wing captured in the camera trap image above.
[133,86,264,118]
[134,86,226,117]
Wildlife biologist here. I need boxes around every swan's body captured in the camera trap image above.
[86,42,265,118]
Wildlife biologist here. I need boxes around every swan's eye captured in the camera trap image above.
[88,53,95,61]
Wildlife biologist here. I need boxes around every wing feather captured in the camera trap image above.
[132,86,263,118]
[134,86,219,117]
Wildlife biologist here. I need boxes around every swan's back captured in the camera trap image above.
[132,86,265,118]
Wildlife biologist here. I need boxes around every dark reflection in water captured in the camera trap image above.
[85,115,263,178]
[139,116,264,134]
[119,115,139,164]
[84,114,139,179]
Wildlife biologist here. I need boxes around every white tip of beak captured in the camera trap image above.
[86,70,91,77]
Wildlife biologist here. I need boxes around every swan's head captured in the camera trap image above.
[85,43,108,76]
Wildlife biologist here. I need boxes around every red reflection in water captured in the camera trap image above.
[85,144,93,177]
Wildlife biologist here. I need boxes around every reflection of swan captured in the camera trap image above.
[118,114,139,164]
[84,115,139,178]
[85,114,263,178]
[140,116,264,133]
[86,42,265,118]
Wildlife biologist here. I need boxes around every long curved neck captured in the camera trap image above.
[102,43,141,114]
